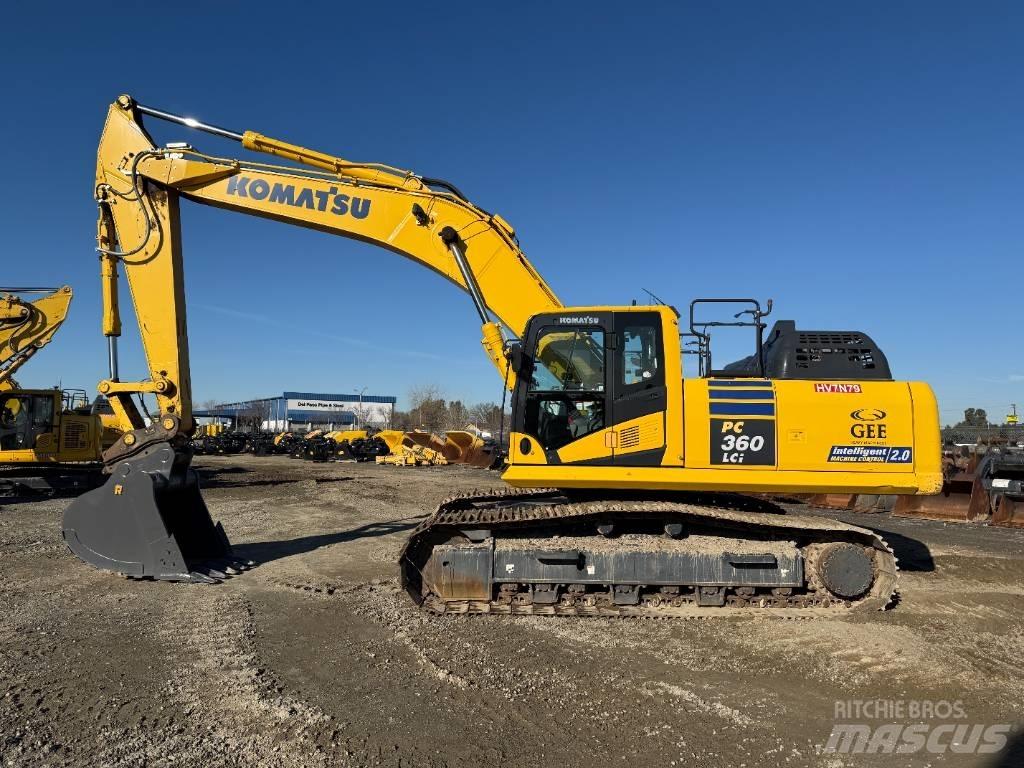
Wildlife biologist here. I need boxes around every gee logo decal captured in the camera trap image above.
[226,176,371,219]
[850,409,888,440]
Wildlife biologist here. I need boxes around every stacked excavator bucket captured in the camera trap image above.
[371,429,501,468]
[893,443,1024,527]
[374,430,448,466]
[784,442,1024,528]
[442,430,499,468]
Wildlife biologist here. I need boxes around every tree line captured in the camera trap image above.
[391,384,509,433]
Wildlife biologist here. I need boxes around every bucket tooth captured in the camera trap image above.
[61,443,235,581]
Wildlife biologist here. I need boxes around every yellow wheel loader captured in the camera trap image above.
[62,96,942,611]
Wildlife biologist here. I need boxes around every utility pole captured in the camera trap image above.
[353,386,368,430]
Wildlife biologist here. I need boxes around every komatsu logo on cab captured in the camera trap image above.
[226,176,371,219]
[556,316,600,325]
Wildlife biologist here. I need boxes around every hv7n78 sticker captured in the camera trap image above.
[710,419,776,466]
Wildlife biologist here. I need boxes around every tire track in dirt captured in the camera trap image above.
[92,588,341,768]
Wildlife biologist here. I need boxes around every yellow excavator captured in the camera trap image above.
[1,286,115,493]
[63,96,942,613]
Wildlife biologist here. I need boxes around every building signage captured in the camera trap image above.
[287,399,352,412]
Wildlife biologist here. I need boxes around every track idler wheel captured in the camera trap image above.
[815,542,875,599]
[62,442,250,583]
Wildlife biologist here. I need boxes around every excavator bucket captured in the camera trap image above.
[374,430,448,466]
[406,430,448,454]
[984,452,1024,528]
[802,493,860,511]
[849,494,898,513]
[62,444,249,582]
[442,430,496,468]
[893,453,988,523]
[992,496,1024,528]
[374,430,407,454]
[802,493,897,513]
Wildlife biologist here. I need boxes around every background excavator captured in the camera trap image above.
[63,95,942,613]
[1,286,118,494]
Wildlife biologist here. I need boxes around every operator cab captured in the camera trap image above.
[510,307,668,464]
[0,391,56,451]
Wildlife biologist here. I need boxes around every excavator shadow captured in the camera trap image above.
[858,527,936,572]
[986,727,1024,768]
[232,516,424,565]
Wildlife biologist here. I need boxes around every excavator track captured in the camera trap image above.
[399,487,898,617]
[1,463,104,497]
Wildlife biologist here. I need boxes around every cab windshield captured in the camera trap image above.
[529,328,605,392]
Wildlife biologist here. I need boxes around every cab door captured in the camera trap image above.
[511,315,614,466]
[610,312,667,465]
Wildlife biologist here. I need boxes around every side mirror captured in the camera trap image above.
[506,342,532,376]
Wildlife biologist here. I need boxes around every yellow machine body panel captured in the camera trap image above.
[0,389,104,465]
[502,307,942,497]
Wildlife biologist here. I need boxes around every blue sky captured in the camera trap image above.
[2,2,1021,423]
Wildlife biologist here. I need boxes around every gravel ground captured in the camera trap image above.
[2,455,1023,767]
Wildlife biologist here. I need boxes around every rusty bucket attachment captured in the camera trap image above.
[983,452,1024,528]
[442,430,498,468]
[849,494,898,513]
[62,443,251,582]
[796,493,894,513]
[992,495,1024,527]
[802,493,860,511]
[894,451,989,523]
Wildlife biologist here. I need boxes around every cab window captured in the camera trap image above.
[622,324,660,387]
[524,327,605,451]
[528,328,605,392]
[0,395,55,450]
[32,395,54,428]
[0,396,30,450]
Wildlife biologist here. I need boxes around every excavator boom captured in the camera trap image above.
[92,95,559,439]
[0,286,74,391]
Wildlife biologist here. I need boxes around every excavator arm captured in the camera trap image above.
[94,95,561,442]
[62,95,564,581]
[0,286,74,392]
